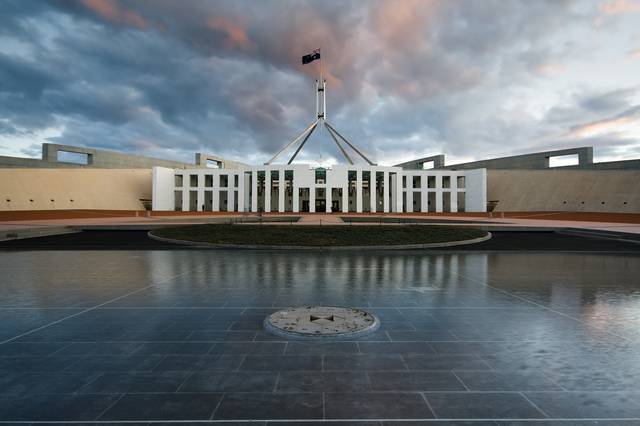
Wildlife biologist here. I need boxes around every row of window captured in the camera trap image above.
[402,175,465,189]
[176,173,466,189]
[175,174,239,188]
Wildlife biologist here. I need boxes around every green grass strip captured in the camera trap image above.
[152,224,487,246]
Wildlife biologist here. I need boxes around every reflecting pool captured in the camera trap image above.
[0,250,639,422]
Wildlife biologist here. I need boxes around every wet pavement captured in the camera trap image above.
[0,249,639,424]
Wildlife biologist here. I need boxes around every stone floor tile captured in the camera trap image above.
[99,393,222,421]
[325,392,434,419]
[213,392,323,420]
[425,392,546,419]
[369,371,466,391]
[179,371,278,392]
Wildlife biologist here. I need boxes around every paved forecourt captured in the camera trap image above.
[0,248,640,422]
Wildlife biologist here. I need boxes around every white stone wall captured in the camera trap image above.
[151,165,487,213]
[152,167,175,211]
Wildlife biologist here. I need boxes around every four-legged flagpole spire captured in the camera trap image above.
[265,49,375,166]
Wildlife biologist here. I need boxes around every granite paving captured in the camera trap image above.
[0,249,639,423]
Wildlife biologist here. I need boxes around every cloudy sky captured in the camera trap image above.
[1,0,639,166]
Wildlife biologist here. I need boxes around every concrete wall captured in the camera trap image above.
[554,159,640,170]
[0,169,151,211]
[443,147,594,170]
[194,153,248,170]
[0,143,247,170]
[395,155,445,170]
[152,167,175,211]
[41,144,197,169]
[0,155,90,169]
[487,170,640,213]
[465,169,487,213]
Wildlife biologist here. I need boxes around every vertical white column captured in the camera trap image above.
[293,184,299,213]
[406,175,413,213]
[342,185,348,213]
[450,174,458,213]
[251,170,258,212]
[390,174,397,212]
[370,171,376,213]
[196,173,204,211]
[182,187,189,212]
[242,173,250,212]
[326,188,331,213]
[278,169,285,212]
[212,188,220,211]
[435,175,443,213]
[383,171,390,213]
[228,183,235,212]
[237,173,245,212]
[356,170,363,213]
[264,169,271,213]
[396,174,403,213]
[421,174,428,213]
[211,173,218,211]
[309,186,316,213]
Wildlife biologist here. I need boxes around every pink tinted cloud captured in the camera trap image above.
[81,0,147,29]
[207,17,255,51]
[535,62,566,75]
[599,0,640,15]
[569,116,636,138]
[371,0,441,53]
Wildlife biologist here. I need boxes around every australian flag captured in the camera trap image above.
[302,48,321,65]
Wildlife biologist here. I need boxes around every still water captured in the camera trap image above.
[0,250,639,421]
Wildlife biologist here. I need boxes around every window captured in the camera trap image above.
[315,169,326,184]
[402,176,407,188]
[190,175,198,187]
[175,175,183,187]
[443,176,451,189]
[219,174,228,187]
[428,176,436,188]
[457,176,465,188]
[413,176,421,188]
[234,175,239,187]
[57,151,90,165]
[174,191,183,211]
[257,171,265,195]
[421,160,434,170]
[205,175,213,187]
[549,154,579,167]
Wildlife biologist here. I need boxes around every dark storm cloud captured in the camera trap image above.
[547,86,639,123]
[0,0,637,163]
[579,87,639,113]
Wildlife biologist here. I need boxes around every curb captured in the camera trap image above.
[1,226,79,242]
[147,231,492,250]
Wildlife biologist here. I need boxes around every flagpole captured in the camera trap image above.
[319,48,323,138]
[320,48,323,85]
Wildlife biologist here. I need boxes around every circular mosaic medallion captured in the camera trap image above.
[264,306,380,340]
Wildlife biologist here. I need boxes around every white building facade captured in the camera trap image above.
[152,165,486,213]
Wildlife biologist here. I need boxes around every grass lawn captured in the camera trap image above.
[151,224,488,246]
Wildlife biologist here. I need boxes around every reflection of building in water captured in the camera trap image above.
[146,251,489,306]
